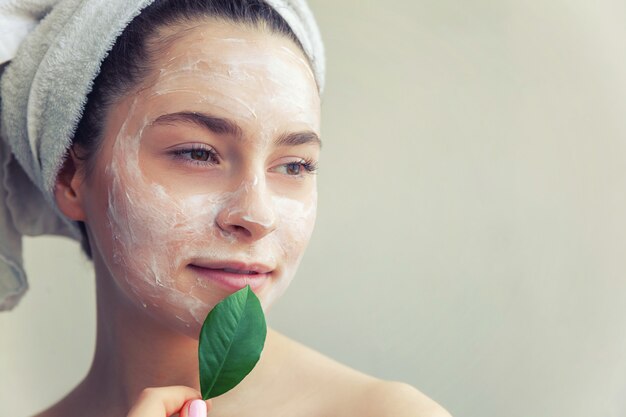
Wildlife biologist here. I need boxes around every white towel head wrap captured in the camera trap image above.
[0,0,325,310]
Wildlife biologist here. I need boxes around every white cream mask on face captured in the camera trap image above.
[96,24,320,334]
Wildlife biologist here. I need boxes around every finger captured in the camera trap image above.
[127,386,202,417]
[179,399,212,417]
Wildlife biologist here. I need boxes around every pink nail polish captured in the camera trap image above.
[189,399,207,417]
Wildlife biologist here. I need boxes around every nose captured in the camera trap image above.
[216,176,277,241]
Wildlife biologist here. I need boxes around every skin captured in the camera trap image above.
[44,19,450,417]
[73,21,321,338]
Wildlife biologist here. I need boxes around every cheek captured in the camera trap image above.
[274,193,318,257]
[103,176,317,319]
[96,110,232,331]
[106,173,230,317]
[259,192,317,310]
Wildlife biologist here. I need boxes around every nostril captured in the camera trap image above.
[231,224,249,234]
[220,223,250,235]
[215,202,277,240]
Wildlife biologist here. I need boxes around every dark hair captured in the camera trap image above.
[72,0,309,258]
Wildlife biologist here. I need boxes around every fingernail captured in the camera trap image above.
[189,399,207,417]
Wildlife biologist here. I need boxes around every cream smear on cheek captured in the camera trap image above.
[103,34,319,331]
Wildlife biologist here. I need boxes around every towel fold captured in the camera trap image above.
[0,119,78,310]
[0,0,59,65]
[0,0,325,311]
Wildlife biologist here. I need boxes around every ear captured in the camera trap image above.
[54,148,87,221]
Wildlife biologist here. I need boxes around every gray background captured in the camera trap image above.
[2,1,626,416]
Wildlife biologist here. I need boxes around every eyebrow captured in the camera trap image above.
[153,111,321,148]
[275,130,322,148]
[153,111,243,139]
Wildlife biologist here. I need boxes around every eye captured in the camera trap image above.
[171,145,220,166]
[189,149,214,162]
[271,159,318,176]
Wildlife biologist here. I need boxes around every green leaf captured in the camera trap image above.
[198,285,267,399]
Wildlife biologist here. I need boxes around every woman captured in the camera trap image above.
[0,1,450,416]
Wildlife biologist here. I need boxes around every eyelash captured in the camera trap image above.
[277,158,318,177]
[169,145,318,177]
[171,144,220,166]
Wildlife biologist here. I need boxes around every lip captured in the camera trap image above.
[188,261,274,292]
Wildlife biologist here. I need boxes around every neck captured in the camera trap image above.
[72,256,282,417]
[80,259,201,415]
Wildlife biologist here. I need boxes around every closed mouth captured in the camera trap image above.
[188,263,273,291]
[219,268,260,275]
[189,260,274,275]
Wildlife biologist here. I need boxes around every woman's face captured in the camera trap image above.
[78,20,321,336]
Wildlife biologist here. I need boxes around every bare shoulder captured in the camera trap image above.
[28,378,102,417]
[30,400,69,417]
[263,330,451,417]
[357,380,452,417]
[30,393,74,417]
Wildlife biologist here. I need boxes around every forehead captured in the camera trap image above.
[133,20,320,127]
[155,20,315,79]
